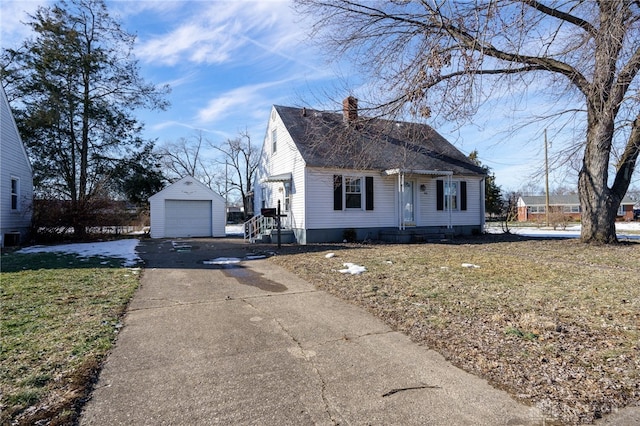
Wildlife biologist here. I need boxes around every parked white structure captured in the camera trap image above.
[1,87,33,247]
[149,176,226,238]
[252,97,487,244]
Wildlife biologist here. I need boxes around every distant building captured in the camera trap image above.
[226,205,245,224]
[517,195,635,222]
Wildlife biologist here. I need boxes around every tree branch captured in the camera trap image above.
[521,0,597,36]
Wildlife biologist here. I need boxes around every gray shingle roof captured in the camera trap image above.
[274,105,486,176]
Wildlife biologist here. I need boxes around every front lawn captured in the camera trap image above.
[271,236,640,425]
[0,251,140,425]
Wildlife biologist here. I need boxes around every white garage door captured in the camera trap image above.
[164,199,212,237]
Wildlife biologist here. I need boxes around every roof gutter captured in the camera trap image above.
[383,168,454,176]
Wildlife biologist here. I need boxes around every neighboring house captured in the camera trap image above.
[226,205,245,224]
[0,87,33,247]
[251,97,487,244]
[149,176,226,238]
[517,195,636,222]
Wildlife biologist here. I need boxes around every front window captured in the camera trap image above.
[11,178,19,210]
[345,177,362,209]
[445,181,457,210]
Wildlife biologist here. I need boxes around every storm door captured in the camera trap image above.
[402,180,415,225]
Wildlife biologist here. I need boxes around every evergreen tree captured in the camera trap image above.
[2,0,169,235]
[468,150,504,217]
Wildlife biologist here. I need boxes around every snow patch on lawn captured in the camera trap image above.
[18,239,141,267]
[339,263,366,275]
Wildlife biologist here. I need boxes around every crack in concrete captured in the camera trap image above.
[225,289,321,301]
[128,290,321,311]
[241,298,339,426]
[327,329,396,345]
[382,384,441,397]
[128,298,223,311]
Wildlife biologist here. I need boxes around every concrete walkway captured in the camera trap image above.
[80,238,549,425]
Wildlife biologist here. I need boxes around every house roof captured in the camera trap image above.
[149,176,225,202]
[274,105,486,176]
[520,195,635,206]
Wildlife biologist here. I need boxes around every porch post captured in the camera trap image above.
[400,172,405,230]
[397,173,402,230]
[448,174,453,229]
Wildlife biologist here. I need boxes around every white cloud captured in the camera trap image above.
[134,0,309,67]
[0,0,50,48]
[196,81,276,123]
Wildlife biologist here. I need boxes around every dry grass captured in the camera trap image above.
[1,251,140,425]
[270,236,640,425]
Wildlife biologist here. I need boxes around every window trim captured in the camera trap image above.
[10,177,19,211]
[283,182,291,212]
[437,179,467,212]
[271,128,277,153]
[344,176,362,209]
[333,174,374,211]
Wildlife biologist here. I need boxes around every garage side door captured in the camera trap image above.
[164,200,212,237]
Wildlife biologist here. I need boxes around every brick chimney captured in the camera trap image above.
[343,96,358,122]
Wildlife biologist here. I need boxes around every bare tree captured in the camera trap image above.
[212,130,259,219]
[156,131,221,189]
[295,0,640,243]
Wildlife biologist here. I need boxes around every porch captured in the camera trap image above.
[244,214,295,244]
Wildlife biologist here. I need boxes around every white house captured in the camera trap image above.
[251,97,487,244]
[149,176,226,238]
[1,87,33,247]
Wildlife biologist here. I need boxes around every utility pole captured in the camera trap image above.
[544,129,550,227]
[225,161,229,207]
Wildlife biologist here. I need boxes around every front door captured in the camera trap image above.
[402,180,415,225]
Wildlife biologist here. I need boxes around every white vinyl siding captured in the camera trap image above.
[419,177,483,226]
[1,87,34,246]
[255,107,306,230]
[305,168,396,229]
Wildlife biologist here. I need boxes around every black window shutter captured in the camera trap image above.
[333,175,342,210]
[436,180,444,211]
[365,176,374,210]
[460,181,467,211]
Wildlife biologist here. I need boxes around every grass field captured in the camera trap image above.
[0,251,140,425]
[271,235,640,425]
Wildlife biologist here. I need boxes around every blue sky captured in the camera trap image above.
[2,0,603,192]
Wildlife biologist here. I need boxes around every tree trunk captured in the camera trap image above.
[578,111,619,244]
[578,177,618,244]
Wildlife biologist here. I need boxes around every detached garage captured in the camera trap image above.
[149,176,226,238]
